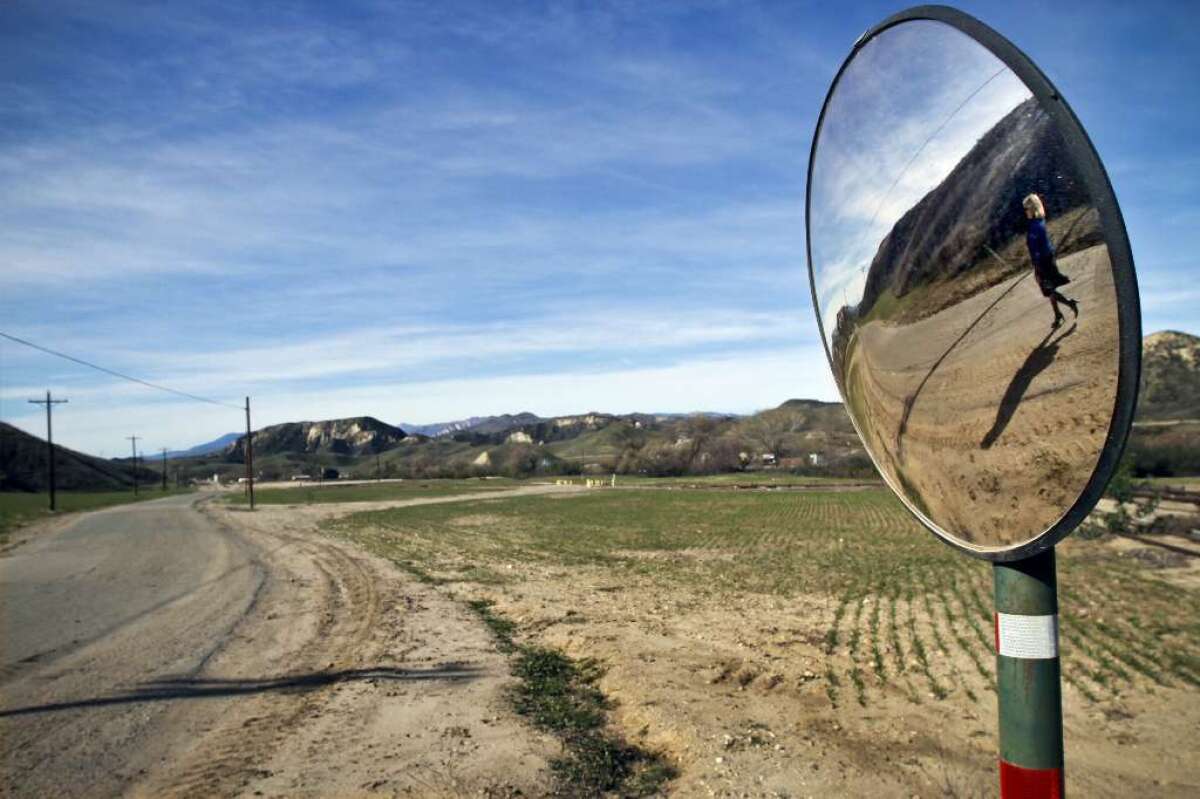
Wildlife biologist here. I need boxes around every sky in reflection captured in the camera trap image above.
[811,20,1032,350]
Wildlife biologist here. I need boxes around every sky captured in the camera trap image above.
[810,19,1031,344]
[1,1,1197,456]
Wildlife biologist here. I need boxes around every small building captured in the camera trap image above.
[761,453,777,466]
[808,452,825,466]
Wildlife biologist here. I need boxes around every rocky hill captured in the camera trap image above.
[1138,330,1200,421]
[0,422,159,492]
[225,416,407,462]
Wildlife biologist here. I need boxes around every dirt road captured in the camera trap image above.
[846,243,1119,548]
[0,489,571,798]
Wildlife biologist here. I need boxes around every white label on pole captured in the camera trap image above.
[996,612,1058,659]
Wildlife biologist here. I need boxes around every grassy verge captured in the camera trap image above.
[467,598,677,796]
[225,478,520,505]
[0,488,194,544]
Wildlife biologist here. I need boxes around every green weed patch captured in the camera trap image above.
[466,599,676,797]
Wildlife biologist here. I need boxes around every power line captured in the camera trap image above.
[0,331,243,411]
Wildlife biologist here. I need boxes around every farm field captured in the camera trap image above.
[224,477,520,505]
[608,473,879,489]
[0,488,193,544]
[324,486,1200,797]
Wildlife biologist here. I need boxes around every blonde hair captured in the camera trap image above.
[1023,193,1046,219]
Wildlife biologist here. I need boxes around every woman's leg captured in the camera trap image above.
[1049,296,1064,326]
[1052,291,1079,317]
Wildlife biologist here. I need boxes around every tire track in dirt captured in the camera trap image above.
[133,520,385,797]
[133,491,566,798]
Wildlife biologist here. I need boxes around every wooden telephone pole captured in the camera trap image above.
[127,435,140,495]
[160,448,169,491]
[27,391,68,511]
[245,397,255,509]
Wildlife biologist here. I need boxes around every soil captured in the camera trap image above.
[466,548,1199,798]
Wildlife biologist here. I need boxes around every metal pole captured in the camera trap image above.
[127,435,140,495]
[245,397,255,510]
[993,547,1064,798]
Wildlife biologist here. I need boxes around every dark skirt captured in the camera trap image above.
[1033,254,1070,297]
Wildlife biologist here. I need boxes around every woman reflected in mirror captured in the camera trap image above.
[1024,192,1079,328]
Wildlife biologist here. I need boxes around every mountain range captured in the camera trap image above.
[164,432,241,460]
[398,413,543,438]
[3,332,1196,491]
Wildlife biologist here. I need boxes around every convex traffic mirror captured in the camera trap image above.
[806,10,1140,559]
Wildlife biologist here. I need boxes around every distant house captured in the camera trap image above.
[761,453,777,466]
[808,452,825,466]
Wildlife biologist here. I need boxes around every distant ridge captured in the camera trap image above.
[399,413,544,438]
[165,432,241,460]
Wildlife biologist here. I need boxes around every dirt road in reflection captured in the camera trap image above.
[845,244,1118,547]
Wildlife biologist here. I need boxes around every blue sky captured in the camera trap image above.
[1,1,1196,456]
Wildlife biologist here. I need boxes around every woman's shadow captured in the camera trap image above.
[980,322,1076,449]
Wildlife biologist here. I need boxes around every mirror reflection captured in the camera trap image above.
[810,20,1118,550]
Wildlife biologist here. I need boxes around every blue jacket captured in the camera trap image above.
[1026,218,1055,264]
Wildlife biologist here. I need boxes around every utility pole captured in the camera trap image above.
[27,391,68,511]
[127,435,140,495]
[244,397,255,510]
[160,448,169,491]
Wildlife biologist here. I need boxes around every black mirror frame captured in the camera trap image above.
[804,4,1141,562]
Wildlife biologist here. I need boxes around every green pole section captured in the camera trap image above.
[993,547,1064,797]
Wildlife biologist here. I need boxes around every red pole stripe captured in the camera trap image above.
[1000,760,1063,798]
